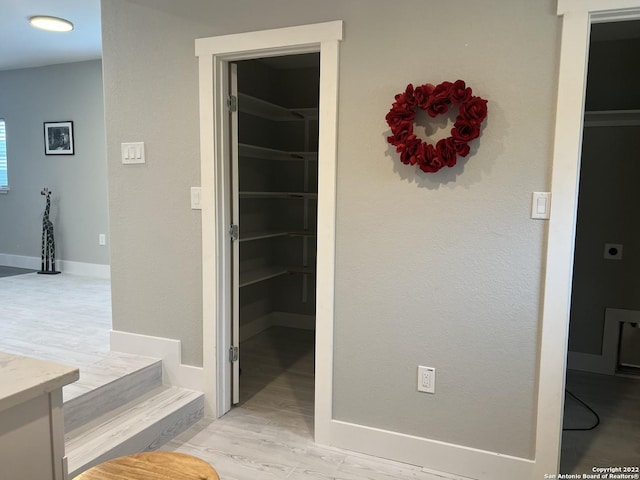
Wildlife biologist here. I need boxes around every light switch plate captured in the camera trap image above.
[531,192,551,219]
[121,142,145,164]
[191,187,202,210]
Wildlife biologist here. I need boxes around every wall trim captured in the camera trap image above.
[330,420,533,480]
[110,330,204,392]
[0,254,110,279]
[538,2,640,478]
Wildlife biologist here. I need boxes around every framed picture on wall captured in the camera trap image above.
[44,121,74,155]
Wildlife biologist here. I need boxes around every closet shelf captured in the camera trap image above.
[239,143,317,162]
[238,93,318,121]
[239,191,318,199]
[584,110,640,127]
[239,266,288,288]
[239,230,317,243]
[239,265,316,288]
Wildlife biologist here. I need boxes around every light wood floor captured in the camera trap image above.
[561,369,640,474]
[0,272,112,367]
[166,326,469,480]
[3,272,639,478]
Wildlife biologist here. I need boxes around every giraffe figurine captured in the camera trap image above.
[37,188,60,275]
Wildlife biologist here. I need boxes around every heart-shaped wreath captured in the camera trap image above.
[385,80,488,173]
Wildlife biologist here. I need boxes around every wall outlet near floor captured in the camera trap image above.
[417,365,435,394]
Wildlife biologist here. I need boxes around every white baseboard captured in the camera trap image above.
[59,260,110,279]
[329,420,533,480]
[0,254,42,270]
[0,254,110,279]
[240,311,315,341]
[567,308,640,375]
[110,330,203,392]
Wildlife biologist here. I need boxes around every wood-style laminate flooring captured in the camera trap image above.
[166,327,473,480]
[3,272,639,478]
[0,272,112,366]
[0,272,159,403]
[561,369,640,474]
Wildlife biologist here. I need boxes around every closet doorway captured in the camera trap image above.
[196,21,343,443]
[228,55,320,422]
[560,19,640,473]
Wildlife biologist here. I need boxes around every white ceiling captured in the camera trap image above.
[0,0,102,72]
[0,3,639,73]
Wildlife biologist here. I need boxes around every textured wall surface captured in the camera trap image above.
[101,0,560,459]
[0,60,109,265]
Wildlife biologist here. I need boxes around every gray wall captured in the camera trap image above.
[101,0,559,460]
[0,60,109,266]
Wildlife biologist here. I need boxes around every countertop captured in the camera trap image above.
[0,351,79,412]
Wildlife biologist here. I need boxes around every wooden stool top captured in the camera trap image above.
[73,452,220,480]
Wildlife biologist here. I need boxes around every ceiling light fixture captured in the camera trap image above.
[28,16,74,32]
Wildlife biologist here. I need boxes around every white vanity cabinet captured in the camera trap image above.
[0,352,79,480]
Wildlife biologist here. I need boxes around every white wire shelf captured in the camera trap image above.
[239,93,318,121]
[239,265,316,288]
[238,143,317,162]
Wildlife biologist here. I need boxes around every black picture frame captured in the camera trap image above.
[44,121,74,155]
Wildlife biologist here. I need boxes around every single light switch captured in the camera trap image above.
[531,192,551,219]
[191,187,202,210]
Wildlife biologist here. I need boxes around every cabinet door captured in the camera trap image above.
[230,63,240,405]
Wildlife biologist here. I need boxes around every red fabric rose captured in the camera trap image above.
[451,139,471,158]
[385,107,415,132]
[399,138,421,165]
[459,96,488,124]
[450,80,472,105]
[387,124,414,146]
[426,82,453,117]
[452,120,481,142]
[414,83,434,109]
[437,138,458,167]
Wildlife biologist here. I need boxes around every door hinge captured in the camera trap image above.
[227,94,238,112]
[228,224,239,241]
[229,346,239,363]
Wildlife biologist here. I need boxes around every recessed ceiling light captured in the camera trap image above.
[29,16,74,32]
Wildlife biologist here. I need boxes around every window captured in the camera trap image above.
[0,119,7,190]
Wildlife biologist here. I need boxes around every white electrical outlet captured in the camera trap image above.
[417,365,436,394]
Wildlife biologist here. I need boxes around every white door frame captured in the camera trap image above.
[195,21,343,443]
[535,1,640,476]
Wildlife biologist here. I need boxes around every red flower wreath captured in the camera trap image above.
[385,80,488,173]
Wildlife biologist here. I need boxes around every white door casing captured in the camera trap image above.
[229,63,240,407]
[195,21,343,443]
[536,1,640,477]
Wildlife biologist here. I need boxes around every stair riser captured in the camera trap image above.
[64,361,162,432]
[67,393,204,478]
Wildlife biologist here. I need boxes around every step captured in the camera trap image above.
[63,351,162,433]
[65,385,204,478]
